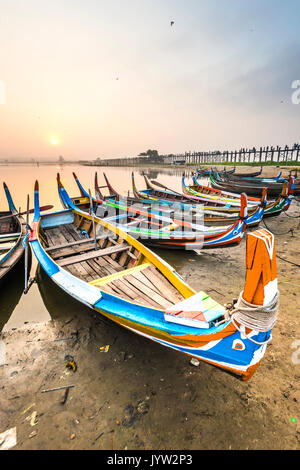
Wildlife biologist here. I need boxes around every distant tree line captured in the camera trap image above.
[138,149,164,163]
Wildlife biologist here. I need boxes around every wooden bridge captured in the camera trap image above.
[163,145,300,165]
[82,145,300,167]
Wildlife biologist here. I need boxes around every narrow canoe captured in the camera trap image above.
[132,172,250,210]
[181,174,260,205]
[57,174,249,249]
[224,171,287,183]
[196,167,236,177]
[95,172,265,227]
[224,166,263,177]
[29,180,278,381]
[97,171,293,222]
[137,172,294,219]
[210,172,300,196]
[0,183,27,282]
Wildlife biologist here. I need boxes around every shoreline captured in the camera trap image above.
[81,162,300,170]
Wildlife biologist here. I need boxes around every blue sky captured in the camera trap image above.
[0,0,299,159]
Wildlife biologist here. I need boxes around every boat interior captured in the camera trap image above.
[0,212,21,259]
[40,211,185,310]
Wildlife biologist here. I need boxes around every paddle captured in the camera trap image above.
[89,189,98,251]
[0,204,53,222]
[150,179,182,195]
[24,195,30,294]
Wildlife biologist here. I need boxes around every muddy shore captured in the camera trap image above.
[0,166,299,450]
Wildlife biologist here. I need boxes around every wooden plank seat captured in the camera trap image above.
[89,262,152,286]
[45,235,107,252]
[57,243,131,267]
[89,262,184,309]
[43,222,138,285]
[43,222,185,309]
[43,224,135,282]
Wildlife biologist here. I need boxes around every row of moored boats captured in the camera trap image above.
[1,166,296,380]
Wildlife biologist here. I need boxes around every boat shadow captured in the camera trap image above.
[35,264,183,369]
[0,253,29,332]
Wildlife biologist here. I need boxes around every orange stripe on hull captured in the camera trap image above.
[95,307,237,348]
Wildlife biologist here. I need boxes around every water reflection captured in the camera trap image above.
[0,254,27,331]
[0,164,202,327]
[35,264,120,330]
[35,264,91,321]
[137,168,195,179]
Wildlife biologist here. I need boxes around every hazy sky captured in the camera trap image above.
[0,0,300,160]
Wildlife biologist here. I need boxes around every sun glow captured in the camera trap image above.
[51,137,59,146]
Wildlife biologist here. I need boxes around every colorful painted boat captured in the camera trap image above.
[224,171,286,184]
[196,167,213,177]
[98,170,292,223]
[95,172,266,227]
[196,167,236,177]
[0,183,27,282]
[132,172,252,210]
[133,171,293,220]
[191,174,270,201]
[181,174,260,205]
[191,172,296,213]
[224,166,263,178]
[29,180,279,381]
[210,172,300,196]
[57,174,249,249]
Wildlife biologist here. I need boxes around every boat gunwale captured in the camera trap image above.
[0,185,27,278]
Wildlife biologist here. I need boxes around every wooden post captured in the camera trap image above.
[277,147,281,163]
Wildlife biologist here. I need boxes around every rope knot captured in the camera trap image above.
[229,291,279,345]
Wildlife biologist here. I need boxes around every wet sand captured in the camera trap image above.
[0,166,299,450]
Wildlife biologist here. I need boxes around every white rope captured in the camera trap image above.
[229,291,279,345]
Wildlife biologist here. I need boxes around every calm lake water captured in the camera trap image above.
[0,163,196,331]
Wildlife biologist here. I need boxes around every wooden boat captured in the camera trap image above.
[181,174,260,204]
[57,174,249,249]
[191,174,274,202]
[196,167,236,177]
[210,172,300,196]
[94,172,264,227]
[0,183,27,282]
[133,172,252,210]
[146,172,259,208]
[224,166,263,178]
[29,180,279,381]
[196,167,213,177]
[224,171,287,184]
[98,170,293,222]
[135,171,294,220]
